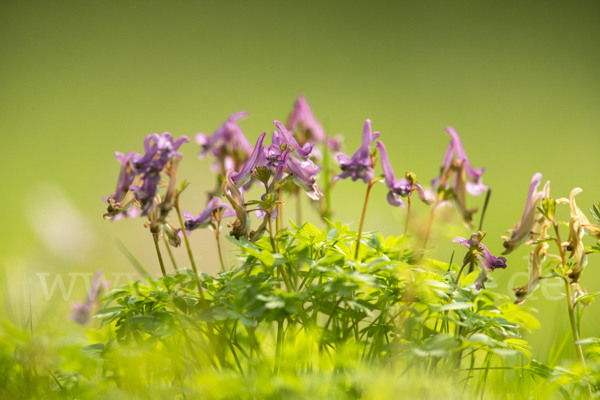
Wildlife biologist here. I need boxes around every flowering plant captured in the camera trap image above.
[3,97,599,400]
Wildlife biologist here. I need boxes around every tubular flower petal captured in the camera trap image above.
[376,141,434,206]
[286,95,325,144]
[453,235,507,290]
[273,120,314,159]
[268,148,291,191]
[431,127,487,224]
[183,197,236,234]
[502,173,547,254]
[333,119,380,184]
[230,132,267,187]
[287,156,324,200]
[415,183,435,205]
[440,127,487,196]
[195,111,251,159]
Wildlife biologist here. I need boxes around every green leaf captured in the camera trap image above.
[94,306,124,319]
[575,292,600,305]
[439,302,475,311]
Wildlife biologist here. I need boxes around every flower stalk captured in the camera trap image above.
[152,233,167,277]
[355,179,375,260]
[174,192,207,308]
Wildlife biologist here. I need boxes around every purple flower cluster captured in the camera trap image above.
[332,119,434,208]
[453,234,507,290]
[131,133,189,215]
[228,121,324,200]
[195,112,252,174]
[287,96,326,144]
[104,133,189,219]
[286,95,343,160]
[432,127,487,196]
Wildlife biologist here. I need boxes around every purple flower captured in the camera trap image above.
[70,301,92,325]
[333,120,380,184]
[227,126,323,200]
[70,271,108,325]
[230,132,268,187]
[501,173,547,255]
[108,152,141,204]
[255,203,278,221]
[270,147,291,186]
[195,112,252,173]
[104,151,143,220]
[430,127,488,224]
[182,197,236,234]
[376,141,435,207]
[264,132,288,169]
[286,96,326,143]
[270,133,323,200]
[326,134,344,153]
[131,133,189,216]
[273,120,314,159]
[287,155,324,200]
[433,127,487,196]
[453,235,507,290]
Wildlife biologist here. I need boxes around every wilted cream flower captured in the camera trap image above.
[566,188,591,283]
[513,217,551,305]
[222,171,251,239]
[502,173,548,254]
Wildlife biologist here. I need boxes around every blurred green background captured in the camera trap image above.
[1,0,599,359]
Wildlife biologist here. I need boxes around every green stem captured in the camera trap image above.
[215,223,226,272]
[278,187,284,232]
[478,353,492,400]
[228,340,245,377]
[552,222,592,398]
[296,189,302,225]
[174,194,207,308]
[469,189,492,273]
[274,319,284,374]
[152,233,167,277]
[399,195,412,259]
[422,202,438,249]
[355,180,374,260]
[323,123,332,222]
[320,298,342,348]
[162,235,178,271]
[455,257,474,285]
[267,212,277,252]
